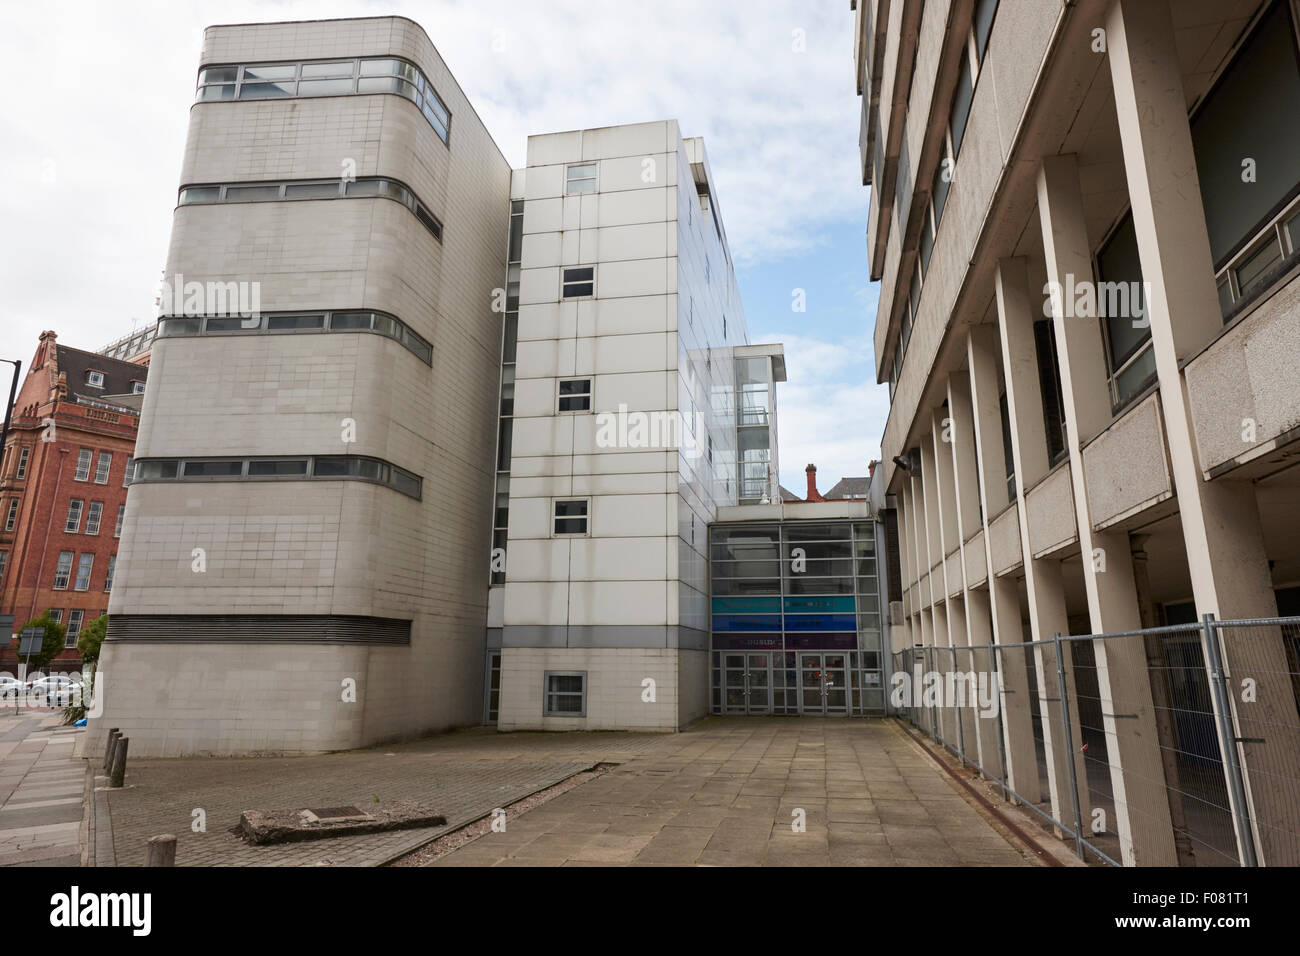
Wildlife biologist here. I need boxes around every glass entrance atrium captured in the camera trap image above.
[709,520,885,716]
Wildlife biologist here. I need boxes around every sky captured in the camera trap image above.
[0,0,888,493]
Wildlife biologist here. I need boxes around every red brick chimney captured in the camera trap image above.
[868,460,877,478]
[805,463,824,502]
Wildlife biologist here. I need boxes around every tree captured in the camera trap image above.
[13,613,66,675]
[77,614,107,667]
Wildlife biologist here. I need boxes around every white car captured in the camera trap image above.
[0,675,24,699]
[26,676,81,706]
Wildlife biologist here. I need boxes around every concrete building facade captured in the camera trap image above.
[84,15,890,755]
[855,0,1300,864]
[91,17,512,756]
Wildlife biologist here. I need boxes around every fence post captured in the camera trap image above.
[926,646,938,744]
[1202,613,1258,867]
[1054,634,1085,860]
[953,647,967,767]
[992,643,1010,802]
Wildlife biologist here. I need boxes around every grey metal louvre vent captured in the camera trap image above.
[106,614,412,645]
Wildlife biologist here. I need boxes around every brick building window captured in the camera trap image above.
[74,449,92,482]
[53,551,73,590]
[15,447,29,479]
[65,610,84,646]
[85,502,103,535]
[4,499,16,532]
[105,555,116,592]
[74,554,94,591]
[114,504,125,537]
[64,499,84,533]
[94,452,112,484]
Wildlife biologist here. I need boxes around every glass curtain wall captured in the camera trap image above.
[709,521,884,715]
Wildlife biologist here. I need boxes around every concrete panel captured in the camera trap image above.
[1025,463,1077,557]
[1185,271,1300,475]
[1082,392,1174,528]
[964,529,988,587]
[988,504,1022,575]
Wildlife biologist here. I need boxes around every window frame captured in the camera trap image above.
[74,449,92,482]
[556,378,593,414]
[561,266,595,299]
[74,553,94,592]
[543,671,587,717]
[565,164,597,195]
[64,499,84,534]
[551,498,591,537]
[53,551,74,590]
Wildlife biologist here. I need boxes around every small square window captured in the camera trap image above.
[553,499,589,536]
[131,381,146,394]
[85,370,105,388]
[544,671,587,716]
[557,378,592,413]
[562,267,594,298]
[565,164,597,195]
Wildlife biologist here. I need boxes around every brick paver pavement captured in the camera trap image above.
[0,711,85,867]
[94,716,1035,867]
[429,718,1035,867]
[97,726,664,866]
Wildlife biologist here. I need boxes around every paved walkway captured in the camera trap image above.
[429,718,1032,866]
[96,728,665,866]
[0,712,85,867]
[93,716,1032,866]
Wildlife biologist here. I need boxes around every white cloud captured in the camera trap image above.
[0,0,866,364]
[755,331,890,494]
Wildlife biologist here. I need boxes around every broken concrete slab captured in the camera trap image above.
[238,801,447,845]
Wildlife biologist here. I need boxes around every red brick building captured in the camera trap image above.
[0,331,148,674]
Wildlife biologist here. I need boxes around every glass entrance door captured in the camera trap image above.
[799,652,848,715]
[722,653,773,714]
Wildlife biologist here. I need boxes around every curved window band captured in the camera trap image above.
[178,176,442,242]
[132,455,422,500]
[157,310,432,366]
[196,56,450,143]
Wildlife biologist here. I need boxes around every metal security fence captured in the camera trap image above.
[890,615,1300,866]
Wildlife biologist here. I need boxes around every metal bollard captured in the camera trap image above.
[103,728,120,772]
[146,834,177,867]
[109,736,129,788]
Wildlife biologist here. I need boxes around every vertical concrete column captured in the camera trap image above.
[931,408,963,748]
[1108,0,1300,866]
[918,435,950,742]
[963,588,1005,779]
[945,596,980,765]
[948,370,1001,778]
[967,327,1035,798]
[994,257,1087,825]
[1037,154,1177,865]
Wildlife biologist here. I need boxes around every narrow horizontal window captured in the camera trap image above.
[132,455,422,500]
[178,177,442,242]
[195,56,451,144]
[157,309,432,366]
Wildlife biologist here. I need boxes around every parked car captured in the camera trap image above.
[26,676,80,706]
[0,674,25,699]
